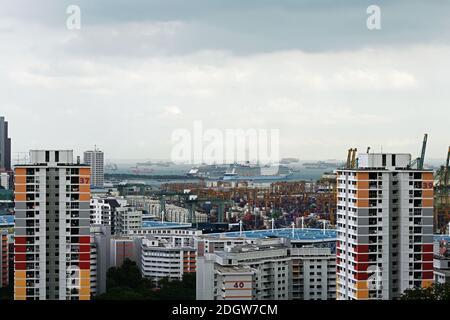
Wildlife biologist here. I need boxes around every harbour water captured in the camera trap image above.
[106,163,334,186]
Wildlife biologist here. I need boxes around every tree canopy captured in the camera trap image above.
[95,259,196,300]
[401,283,450,300]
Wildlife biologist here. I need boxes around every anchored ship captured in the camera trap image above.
[187,163,293,181]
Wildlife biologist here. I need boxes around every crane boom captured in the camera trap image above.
[351,148,357,169]
[418,133,428,169]
[445,146,450,185]
[346,149,352,168]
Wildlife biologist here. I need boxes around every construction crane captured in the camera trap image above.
[346,148,357,169]
[408,133,428,169]
[351,148,357,169]
[346,148,352,168]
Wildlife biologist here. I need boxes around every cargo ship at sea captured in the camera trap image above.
[187,162,293,181]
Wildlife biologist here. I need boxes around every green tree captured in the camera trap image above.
[95,259,196,300]
[401,283,450,300]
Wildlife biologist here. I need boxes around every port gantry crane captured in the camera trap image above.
[434,146,450,232]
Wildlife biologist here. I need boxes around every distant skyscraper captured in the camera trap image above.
[0,116,11,171]
[336,153,434,300]
[14,150,91,300]
[83,149,104,188]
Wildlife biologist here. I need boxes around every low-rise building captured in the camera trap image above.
[196,236,336,300]
[110,237,140,267]
[90,198,112,226]
[90,225,111,297]
[434,237,450,284]
[140,237,196,282]
[115,207,143,235]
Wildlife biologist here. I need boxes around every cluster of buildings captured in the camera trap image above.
[0,115,449,301]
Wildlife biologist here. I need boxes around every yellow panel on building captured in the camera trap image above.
[356,281,368,290]
[79,286,90,296]
[80,270,90,278]
[80,277,90,287]
[15,287,26,296]
[356,290,369,299]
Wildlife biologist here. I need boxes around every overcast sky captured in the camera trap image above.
[1,0,449,162]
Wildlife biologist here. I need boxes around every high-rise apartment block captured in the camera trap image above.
[83,149,104,188]
[335,153,434,300]
[14,150,91,300]
[0,116,11,171]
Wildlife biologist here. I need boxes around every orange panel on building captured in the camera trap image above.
[422,199,433,207]
[15,184,26,193]
[356,180,369,189]
[356,199,369,207]
[15,175,26,184]
[356,172,369,180]
[15,193,26,201]
[79,184,90,193]
[15,168,26,175]
[422,190,433,198]
[357,190,369,198]
[79,168,91,176]
[422,172,433,181]
[79,193,90,201]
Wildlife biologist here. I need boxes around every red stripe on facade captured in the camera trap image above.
[79,245,90,253]
[355,272,369,280]
[354,263,369,272]
[14,236,26,245]
[79,253,90,261]
[354,244,369,253]
[355,254,369,262]
[79,236,90,244]
[422,262,433,271]
[422,253,433,262]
